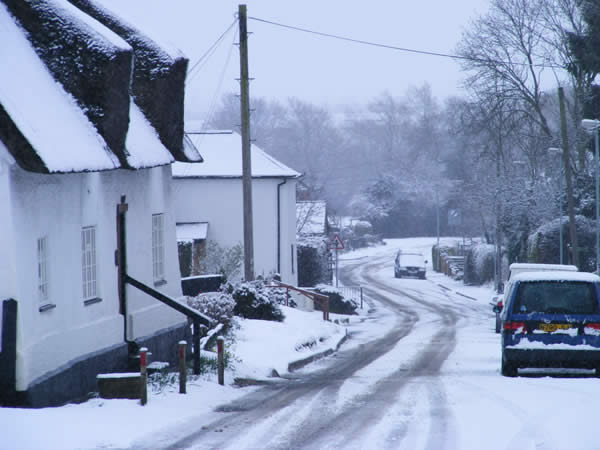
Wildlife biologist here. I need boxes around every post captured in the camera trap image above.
[193,320,201,375]
[559,87,579,268]
[335,247,339,287]
[0,299,17,404]
[116,196,128,341]
[360,287,363,309]
[217,337,225,386]
[179,341,187,394]
[596,128,600,274]
[139,347,148,406]
[239,4,254,281]
[559,164,564,265]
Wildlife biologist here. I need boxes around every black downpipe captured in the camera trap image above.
[277,179,287,274]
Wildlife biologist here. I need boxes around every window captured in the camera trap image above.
[37,237,48,303]
[513,281,599,314]
[152,214,165,283]
[81,226,98,300]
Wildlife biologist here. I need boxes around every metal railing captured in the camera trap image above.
[335,285,364,309]
[265,282,330,321]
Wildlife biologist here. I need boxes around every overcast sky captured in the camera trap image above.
[98,0,491,121]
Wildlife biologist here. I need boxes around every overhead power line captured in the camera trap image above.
[248,16,562,70]
[188,18,238,78]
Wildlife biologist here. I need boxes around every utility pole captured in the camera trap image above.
[238,4,254,281]
[559,87,579,268]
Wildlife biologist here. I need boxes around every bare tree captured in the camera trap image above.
[456,0,555,139]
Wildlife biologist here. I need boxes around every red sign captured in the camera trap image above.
[329,233,344,250]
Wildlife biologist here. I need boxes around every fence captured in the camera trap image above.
[335,286,364,309]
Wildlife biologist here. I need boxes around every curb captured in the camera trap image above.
[437,282,478,301]
[288,332,349,373]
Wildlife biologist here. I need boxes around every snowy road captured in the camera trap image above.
[137,238,600,450]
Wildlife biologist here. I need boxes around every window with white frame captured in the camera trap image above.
[81,226,98,300]
[37,236,48,303]
[152,213,165,283]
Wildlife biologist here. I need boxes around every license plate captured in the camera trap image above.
[538,323,572,332]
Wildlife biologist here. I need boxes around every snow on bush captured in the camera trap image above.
[186,291,235,327]
[464,244,496,285]
[314,284,358,315]
[223,280,285,322]
[528,215,596,272]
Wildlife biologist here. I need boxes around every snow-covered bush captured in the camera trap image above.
[353,220,373,236]
[297,236,330,287]
[313,284,358,315]
[223,280,285,322]
[199,241,243,283]
[528,215,596,272]
[463,244,496,285]
[186,291,235,327]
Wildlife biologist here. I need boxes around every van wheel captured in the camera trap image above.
[501,357,517,377]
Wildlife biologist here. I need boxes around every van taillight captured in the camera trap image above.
[503,321,525,333]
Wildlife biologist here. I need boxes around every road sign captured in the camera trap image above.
[329,233,344,250]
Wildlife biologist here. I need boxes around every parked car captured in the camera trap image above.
[507,263,578,280]
[394,251,427,279]
[491,263,578,334]
[499,270,600,377]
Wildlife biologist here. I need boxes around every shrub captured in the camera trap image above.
[223,280,285,322]
[186,291,235,327]
[297,237,330,287]
[527,215,595,272]
[313,284,358,315]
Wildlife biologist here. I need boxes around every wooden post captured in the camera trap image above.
[360,287,363,309]
[239,4,254,281]
[559,87,579,268]
[217,336,225,386]
[193,320,201,375]
[179,341,187,394]
[139,347,148,405]
[0,299,17,404]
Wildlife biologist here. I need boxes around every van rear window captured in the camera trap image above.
[513,281,599,314]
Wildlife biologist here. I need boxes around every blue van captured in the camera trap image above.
[500,271,600,377]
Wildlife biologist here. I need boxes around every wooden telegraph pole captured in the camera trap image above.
[239,4,254,281]
[558,87,579,268]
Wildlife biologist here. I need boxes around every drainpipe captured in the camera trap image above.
[277,178,287,275]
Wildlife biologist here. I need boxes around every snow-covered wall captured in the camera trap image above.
[173,177,298,285]
[7,164,184,391]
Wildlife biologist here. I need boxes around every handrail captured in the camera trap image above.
[126,275,212,375]
[265,282,329,320]
[126,276,212,326]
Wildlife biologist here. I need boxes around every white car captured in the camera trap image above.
[394,251,427,279]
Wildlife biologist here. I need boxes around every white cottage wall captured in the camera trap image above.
[173,177,298,284]
[279,180,298,285]
[8,165,184,391]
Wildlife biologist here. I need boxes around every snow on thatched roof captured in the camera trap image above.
[172,130,300,179]
[67,0,201,163]
[0,2,120,173]
[0,0,197,174]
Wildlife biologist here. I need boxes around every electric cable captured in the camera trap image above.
[187,18,238,79]
[248,16,562,70]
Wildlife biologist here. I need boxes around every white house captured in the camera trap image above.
[172,129,300,285]
[0,0,202,406]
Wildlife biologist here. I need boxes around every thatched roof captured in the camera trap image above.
[0,0,200,174]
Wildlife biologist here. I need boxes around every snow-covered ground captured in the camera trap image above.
[4,237,600,450]
[1,290,360,449]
